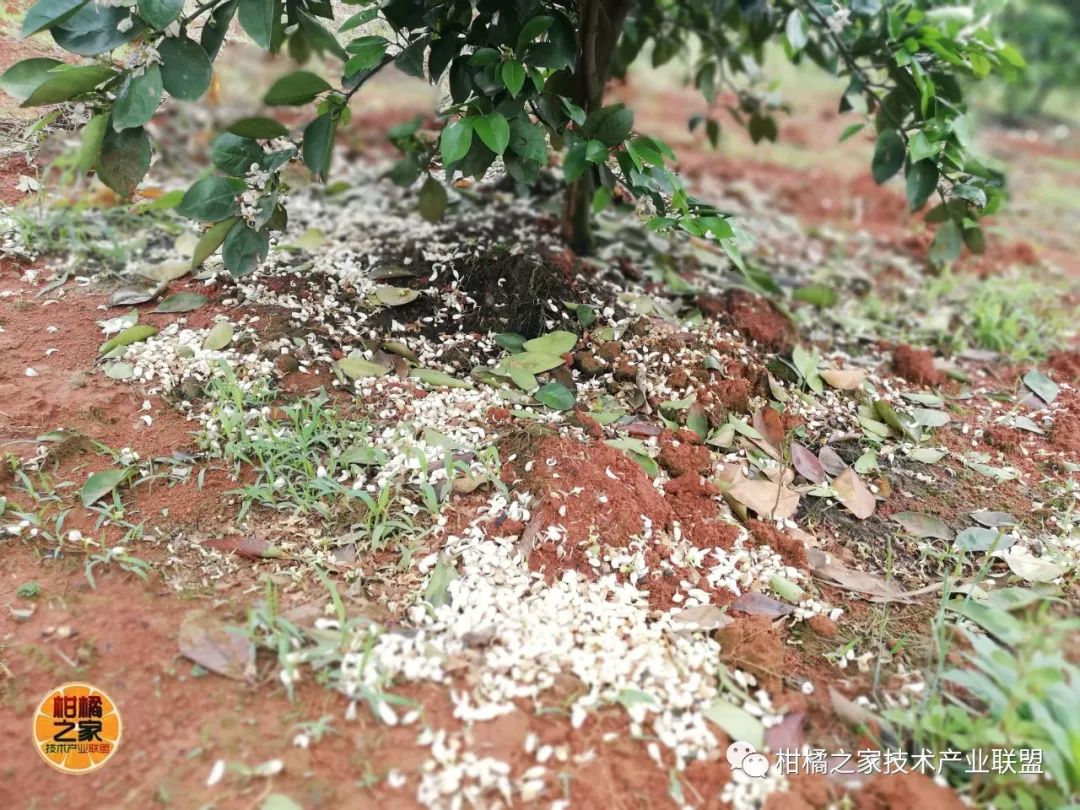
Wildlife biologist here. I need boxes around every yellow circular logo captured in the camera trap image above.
[32,682,122,774]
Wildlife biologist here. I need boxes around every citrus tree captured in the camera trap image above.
[2,0,1025,274]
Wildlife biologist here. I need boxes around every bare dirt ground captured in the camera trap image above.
[2,35,1078,810]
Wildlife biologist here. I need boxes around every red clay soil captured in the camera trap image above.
[665,472,741,551]
[748,519,808,570]
[1049,393,1080,455]
[1049,349,1080,384]
[891,344,944,386]
[657,430,714,477]
[698,289,798,353]
[716,615,786,693]
[527,435,673,550]
[854,771,968,810]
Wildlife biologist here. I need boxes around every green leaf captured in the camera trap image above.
[418,176,447,223]
[221,221,269,276]
[76,112,108,173]
[155,292,207,313]
[440,119,473,165]
[201,0,237,59]
[587,104,634,147]
[344,35,388,73]
[112,65,162,131]
[839,122,864,142]
[563,141,588,183]
[585,139,608,163]
[202,321,234,350]
[227,116,288,139]
[905,160,938,211]
[871,128,905,184]
[522,330,576,355]
[52,4,143,56]
[138,0,182,28]
[473,112,510,155]
[97,125,151,198]
[237,0,274,49]
[424,554,457,607]
[0,58,64,102]
[509,118,547,163]
[504,351,564,374]
[158,37,212,101]
[534,382,575,411]
[785,9,807,51]
[1022,370,1059,404]
[704,698,764,750]
[929,220,963,265]
[21,64,115,107]
[211,132,263,177]
[516,15,553,51]
[494,333,526,352]
[336,355,389,379]
[98,324,157,355]
[339,8,376,33]
[177,176,243,221]
[21,0,86,36]
[500,59,525,97]
[263,70,331,106]
[792,284,838,308]
[908,130,939,162]
[955,527,1014,553]
[190,216,239,268]
[302,113,335,180]
[81,468,128,507]
[410,368,473,389]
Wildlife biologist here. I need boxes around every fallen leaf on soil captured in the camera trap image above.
[833,467,875,519]
[764,711,805,752]
[817,445,847,476]
[997,549,1068,583]
[829,687,880,732]
[336,356,389,379]
[178,609,253,680]
[970,510,1017,528]
[726,475,799,520]
[80,468,128,507]
[704,698,764,749]
[790,441,826,483]
[954,527,1015,553]
[669,605,732,631]
[892,511,953,541]
[1022,369,1059,405]
[820,368,867,390]
[730,591,793,619]
[752,406,785,452]
[155,292,207,313]
[202,321,234,350]
[204,535,290,560]
[108,283,165,307]
[807,549,922,603]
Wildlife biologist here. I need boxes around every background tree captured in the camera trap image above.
[2,0,1024,275]
[994,0,1080,118]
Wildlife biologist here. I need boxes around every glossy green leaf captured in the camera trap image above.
[158,37,212,101]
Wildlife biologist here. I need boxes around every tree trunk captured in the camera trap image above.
[560,0,633,254]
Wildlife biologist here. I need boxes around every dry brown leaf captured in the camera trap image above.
[818,446,846,476]
[727,476,799,520]
[752,406,786,452]
[791,441,826,483]
[833,467,875,519]
[807,549,929,603]
[178,609,254,680]
[820,368,867,390]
